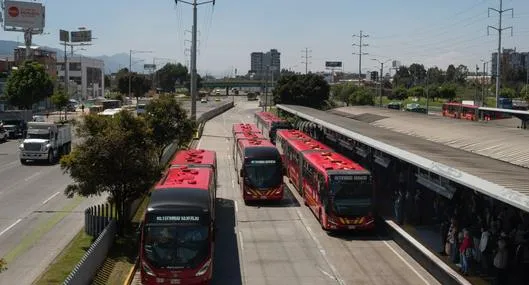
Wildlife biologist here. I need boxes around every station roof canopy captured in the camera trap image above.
[277,104,529,213]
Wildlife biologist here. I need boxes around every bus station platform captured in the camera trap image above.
[277,104,529,285]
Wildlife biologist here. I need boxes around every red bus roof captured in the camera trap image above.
[255,111,284,122]
[289,138,332,153]
[170,149,216,167]
[443,102,478,108]
[238,138,275,149]
[303,151,366,174]
[232,123,261,134]
[155,167,212,190]
[276,129,312,141]
[235,132,266,141]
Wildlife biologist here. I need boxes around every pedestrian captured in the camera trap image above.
[493,239,508,285]
[81,104,85,114]
[459,229,473,275]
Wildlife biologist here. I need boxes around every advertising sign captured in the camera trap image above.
[71,30,92,42]
[143,64,156,70]
[59,29,69,42]
[325,61,342,68]
[3,0,45,30]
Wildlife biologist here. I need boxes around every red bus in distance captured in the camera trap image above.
[234,137,284,202]
[254,111,291,144]
[140,167,216,285]
[231,123,261,135]
[232,131,267,166]
[276,131,333,191]
[297,151,375,231]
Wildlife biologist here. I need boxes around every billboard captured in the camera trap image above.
[325,61,342,68]
[3,0,45,30]
[59,29,69,42]
[392,60,401,68]
[71,30,92,42]
[143,64,156,70]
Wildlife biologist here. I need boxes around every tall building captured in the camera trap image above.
[57,56,105,101]
[14,46,57,79]
[491,48,529,76]
[249,49,281,80]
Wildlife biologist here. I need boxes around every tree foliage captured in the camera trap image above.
[273,73,330,109]
[51,88,70,120]
[0,258,6,273]
[60,111,161,234]
[117,72,151,98]
[184,73,203,91]
[389,86,408,100]
[155,63,188,92]
[347,87,375,106]
[499,87,516,99]
[145,94,197,163]
[438,83,457,101]
[520,85,529,101]
[4,61,54,109]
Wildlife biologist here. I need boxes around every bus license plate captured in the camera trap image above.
[348,225,356,230]
[260,196,267,199]
[170,279,181,284]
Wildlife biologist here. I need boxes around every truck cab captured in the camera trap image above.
[19,122,72,164]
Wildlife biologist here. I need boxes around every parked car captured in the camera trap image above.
[387,102,402,110]
[200,98,208,103]
[0,124,7,142]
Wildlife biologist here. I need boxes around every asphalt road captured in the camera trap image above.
[131,97,441,285]
[0,101,228,285]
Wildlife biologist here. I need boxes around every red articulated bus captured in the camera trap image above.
[254,111,291,144]
[170,149,217,186]
[442,102,479,121]
[295,150,375,231]
[233,134,284,202]
[140,167,216,285]
[231,123,262,136]
[276,130,333,192]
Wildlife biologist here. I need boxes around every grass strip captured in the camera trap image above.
[33,230,93,285]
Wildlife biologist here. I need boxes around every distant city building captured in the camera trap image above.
[249,49,281,80]
[491,48,529,76]
[14,46,57,79]
[57,56,105,101]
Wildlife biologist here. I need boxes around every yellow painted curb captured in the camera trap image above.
[123,258,139,285]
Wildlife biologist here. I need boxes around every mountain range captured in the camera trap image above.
[0,40,143,74]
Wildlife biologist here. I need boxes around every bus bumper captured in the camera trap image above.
[326,217,376,231]
[141,274,211,285]
[243,186,283,202]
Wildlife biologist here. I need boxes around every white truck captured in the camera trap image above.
[19,122,72,164]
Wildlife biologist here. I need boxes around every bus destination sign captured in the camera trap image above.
[149,215,201,223]
[331,175,369,181]
[250,160,276,164]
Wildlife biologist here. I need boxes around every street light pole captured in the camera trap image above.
[175,0,215,120]
[372,58,391,108]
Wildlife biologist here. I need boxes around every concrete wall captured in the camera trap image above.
[63,220,117,285]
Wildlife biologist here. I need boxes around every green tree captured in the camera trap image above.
[155,63,188,92]
[4,61,54,109]
[60,111,160,235]
[51,87,70,120]
[145,94,197,163]
[455,64,469,84]
[408,86,424,99]
[183,73,203,91]
[393,66,413,88]
[520,85,529,101]
[426,67,445,85]
[117,72,151,98]
[408,63,427,85]
[445,64,456,82]
[273,73,330,109]
[439,83,457,101]
[499,87,516,98]
[0,258,6,273]
[348,87,375,106]
[389,86,408,100]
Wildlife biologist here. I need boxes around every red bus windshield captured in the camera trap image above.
[243,159,282,189]
[143,224,209,269]
[329,174,373,216]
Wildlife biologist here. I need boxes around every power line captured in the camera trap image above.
[301,48,312,74]
[352,30,369,83]
[487,0,513,108]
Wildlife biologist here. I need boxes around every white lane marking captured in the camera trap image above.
[24,171,42,182]
[0,218,22,237]
[0,160,19,173]
[238,230,244,250]
[234,200,238,213]
[231,179,235,188]
[382,240,431,285]
[318,267,337,281]
[197,138,203,149]
[42,191,60,205]
[295,209,346,285]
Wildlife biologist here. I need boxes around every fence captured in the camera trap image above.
[63,220,117,285]
[85,203,116,237]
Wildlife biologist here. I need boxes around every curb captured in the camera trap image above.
[123,258,139,285]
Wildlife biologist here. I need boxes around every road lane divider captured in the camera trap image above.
[0,218,23,237]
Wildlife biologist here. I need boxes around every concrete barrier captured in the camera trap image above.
[384,219,471,285]
[63,220,117,285]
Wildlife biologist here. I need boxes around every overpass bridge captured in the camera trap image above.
[202,79,276,89]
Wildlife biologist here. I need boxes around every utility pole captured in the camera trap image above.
[301,48,312,74]
[372,58,391,107]
[353,30,369,84]
[488,0,513,108]
[475,64,480,104]
[175,0,215,120]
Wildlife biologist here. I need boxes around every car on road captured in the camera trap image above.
[201,98,208,103]
[215,97,221,101]
[0,124,8,142]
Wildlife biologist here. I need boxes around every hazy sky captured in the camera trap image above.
[1,0,529,77]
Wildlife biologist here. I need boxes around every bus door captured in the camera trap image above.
[302,161,319,210]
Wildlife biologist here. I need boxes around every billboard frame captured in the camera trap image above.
[70,30,92,43]
[3,0,45,31]
[325,61,343,69]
